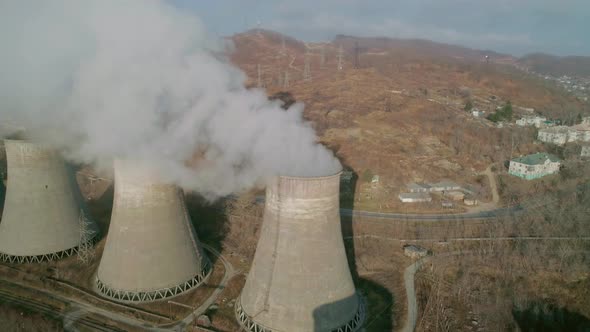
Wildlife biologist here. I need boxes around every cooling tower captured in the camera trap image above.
[0,140,97,263]
[236,173,365,332]
[96,159,211,302]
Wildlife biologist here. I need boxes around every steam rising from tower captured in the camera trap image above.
[0,140,97,263]
[0,1,340,198]
[236,173,365,331]
[96,159,210,302]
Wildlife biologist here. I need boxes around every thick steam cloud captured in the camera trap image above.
[0,0,341,198]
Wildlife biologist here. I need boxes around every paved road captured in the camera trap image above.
[483,164,500,205]
[400,258,427,332]
[340,205,522,221]
[167,243,237,330]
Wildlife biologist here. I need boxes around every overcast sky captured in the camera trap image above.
[172,0,589,57]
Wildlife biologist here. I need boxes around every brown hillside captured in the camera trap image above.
[228,30,588,209]
[519,53,590,77]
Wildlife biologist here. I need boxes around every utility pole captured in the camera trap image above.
[353,41,361,69]
[283,70,289,89]
[303,50,312,82]
[337,44,344,71]
[280,36,286,56]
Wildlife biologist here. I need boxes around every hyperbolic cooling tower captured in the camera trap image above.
[236,173,365,332]
[0,140,97,263]
[96,159,211,302]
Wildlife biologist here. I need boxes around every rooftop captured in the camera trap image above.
[399,192,431,199]
[431,180,461,188]
[512,153,560,165]
[407,182,430,190]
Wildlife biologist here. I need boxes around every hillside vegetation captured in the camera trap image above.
[229,30,589,207]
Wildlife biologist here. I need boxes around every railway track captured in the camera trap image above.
[0,288,124,332]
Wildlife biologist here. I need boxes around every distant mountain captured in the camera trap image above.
[333,35,517,65]
[518,53,590,77]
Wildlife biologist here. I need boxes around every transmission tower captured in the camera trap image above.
[77,210,96,264]
[337,45,344,71]
[303,50,312,81]
[257,64,263,88]
[320,46,326,69]
[283,70,289,89]
[279,36,287,56]
[353,41,360,69]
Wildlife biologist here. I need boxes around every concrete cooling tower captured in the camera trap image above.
[96,159,211,302]
[236,173,365,332]
[0,140,97,263]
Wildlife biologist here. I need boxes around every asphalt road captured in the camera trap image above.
[340,205,523,221]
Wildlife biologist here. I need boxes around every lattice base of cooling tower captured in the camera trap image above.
[0,238,97,264]
[95,259,212,303]
[235,293,366,332]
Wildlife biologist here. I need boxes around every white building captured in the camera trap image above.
[538,123,590,145]
[399,192,432,203]
[472,109,484,117]
[406,183,431,193]
[430,180,462,192]
[508,153,561,180]
[516,115,547,128]
[538,126,572,145]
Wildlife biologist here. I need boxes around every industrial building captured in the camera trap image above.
[0,140,97,263]
[399,192,432,203]
[96,159,211,302]
[236,173,365,332]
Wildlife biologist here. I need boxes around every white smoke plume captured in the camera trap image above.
[0,0,341,198]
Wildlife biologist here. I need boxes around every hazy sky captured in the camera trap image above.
[172,0,590,57]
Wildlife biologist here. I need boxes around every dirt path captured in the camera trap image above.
[484,164,500,205]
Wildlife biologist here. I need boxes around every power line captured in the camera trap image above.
[337,44,344,71]
[257,63,263,88]
[303,50,312,82]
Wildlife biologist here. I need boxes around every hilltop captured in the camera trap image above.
[518,53,590,77]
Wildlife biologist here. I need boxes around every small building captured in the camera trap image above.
[406,182,431,193]
[538,126,570,145]
[403,244,429,259]
[371,175,380,188]
[582,146,590,158]
[445,191,465,201]
[516,115,547,128]
[463,197,479,206]
[371,175,380,184]
[441,201,453,208]
[399,192,432,203]
[472,109,484,117]
[508,153,561,180]
[538,124,590,145]
[430,180,462,192]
